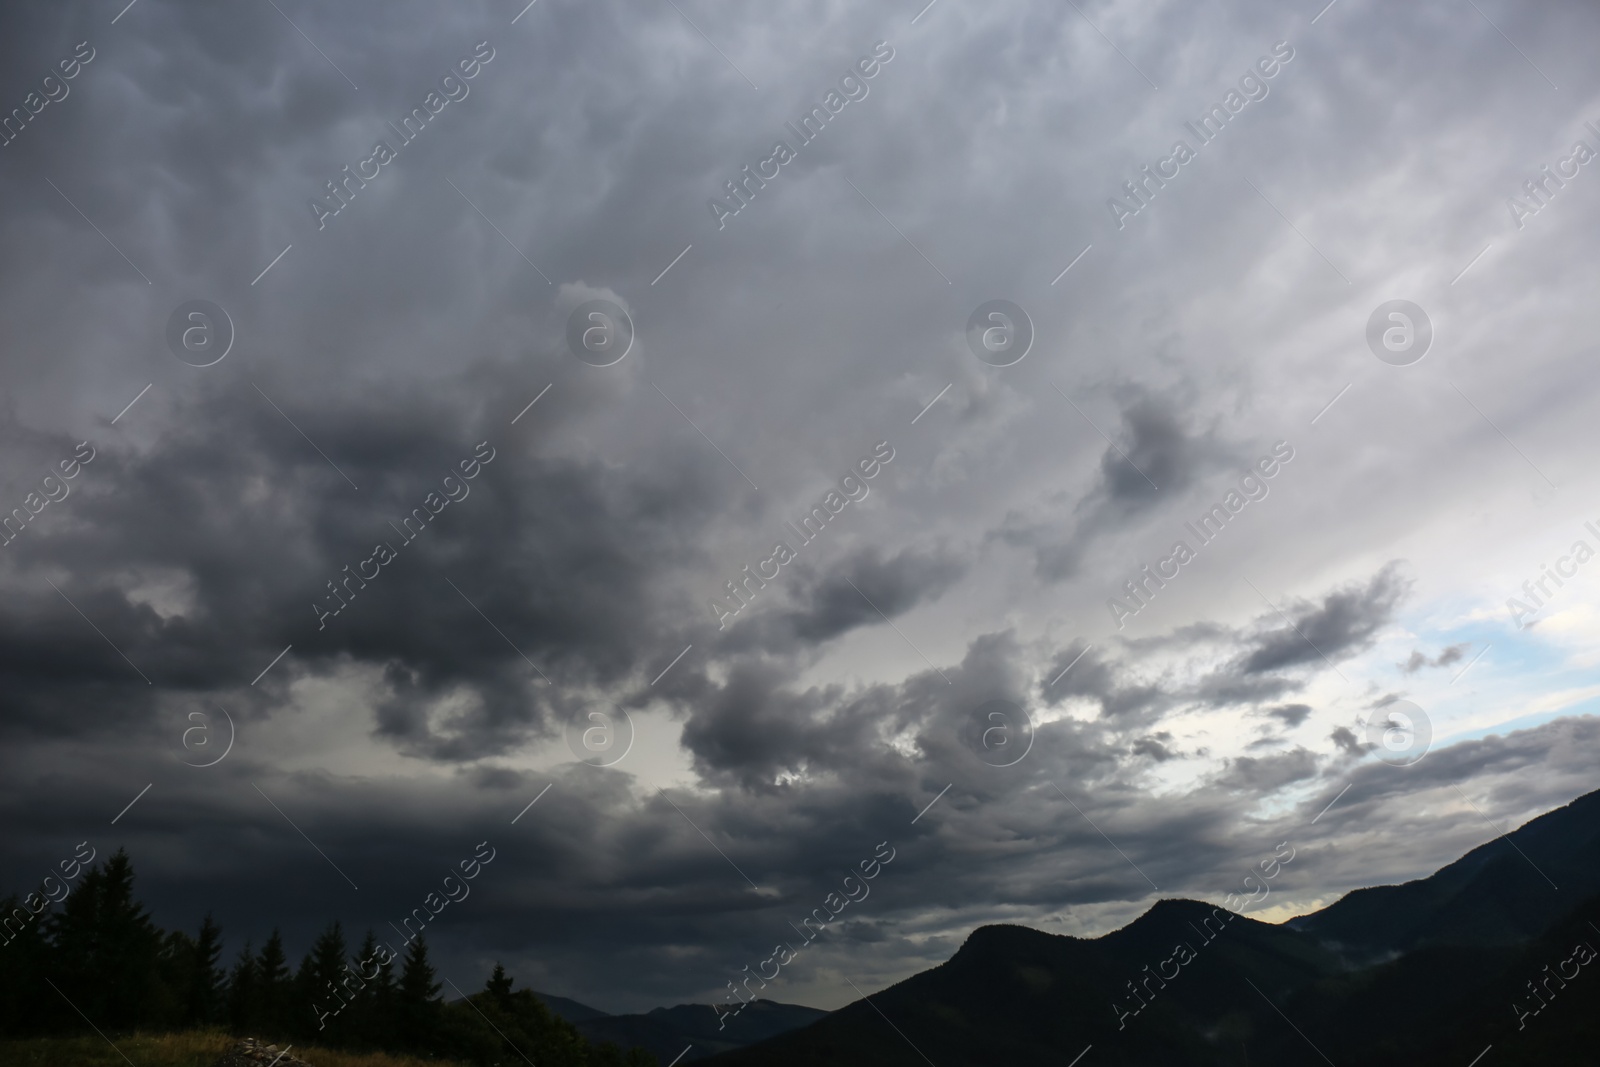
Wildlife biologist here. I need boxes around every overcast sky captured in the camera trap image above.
[3,0,1600,1015]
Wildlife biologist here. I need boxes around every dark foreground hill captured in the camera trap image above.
[704,787,1600,1067]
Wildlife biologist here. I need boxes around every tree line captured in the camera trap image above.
[0,848,654,1066]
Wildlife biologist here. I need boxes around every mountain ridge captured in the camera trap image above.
[1286,786,1600,961]
[699,785,1600,1065]
[527,991,827,1063]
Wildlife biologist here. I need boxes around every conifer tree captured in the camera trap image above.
[95,850,163,1028]
[0,892,50,1036]
[156,928,199,1028]
[310,921,350,998]
[346,929,391,1047]
[43,860,103,1022]
[292,944,318,1035]
[396,934,442,1049]
[188,914,225,1026]
[299,920,351,1038]
[486,962,514,1010]
[1,847,662,1065]
[256,929,293,1037]
[227,940,257,1033]
[44,850,161,1029]
[371,932,399,1043]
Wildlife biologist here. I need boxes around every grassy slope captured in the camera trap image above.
[0,1031,472,1067]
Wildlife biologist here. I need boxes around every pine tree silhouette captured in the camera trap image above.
[0,891,50,1036]
[43,858,103,1026]
[486,961,514,1010]
[255,928,293,1038]
[346,929,393,1046]
[98,851,162,1028]
[44,849,161,1029]
[156,927,199,1027]
[226,939,257,1033]
[372,932,399,1044]
[396,934,442,1049]
[188,914,225,1026]
[299,920,351,1038]
[0,847,669,1064]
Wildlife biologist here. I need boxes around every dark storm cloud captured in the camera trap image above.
[997,387,1242,582]
[0,555,1591,1013]
[1238,562,1410,674]
[0,369,733,762]
[724,544,968,651]
[4,0,1600,1020]
[1034,564,1406,729]
[679,629,1029,792]
[1098,390,1223,506]
[675,660,855,790]
[1034,643,1170,724]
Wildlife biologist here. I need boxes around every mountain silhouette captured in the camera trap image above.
[701,787,1600,1066]
[1287,787,1600,961]
[530,991,826,1062]
[528,990,613,1024]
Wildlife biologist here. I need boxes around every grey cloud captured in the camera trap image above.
[1330,726,1365,757]
[1098,390,1222,506]
[1215,747,1319,793]
[740,544,968,648]
[1034,643,1170,725]
[1131,732,1177,761]
[1239,563,1411,675]
[1265,703,1314,728]
[998,389,1237,583]
[1399,642,1469,674]
[1190,671,1301,709]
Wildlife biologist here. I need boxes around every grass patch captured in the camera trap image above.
[0,1031,472,1067]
